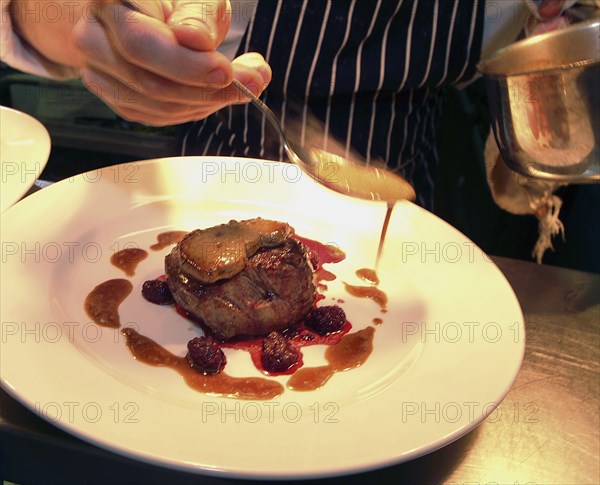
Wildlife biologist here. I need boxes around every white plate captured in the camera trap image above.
[0,106,51,213]
[0,157,524,479]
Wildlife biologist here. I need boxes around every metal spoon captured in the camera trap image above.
[232,80,415,202]
[118,0,415,202]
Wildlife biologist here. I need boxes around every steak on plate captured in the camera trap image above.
[165,219,316,340]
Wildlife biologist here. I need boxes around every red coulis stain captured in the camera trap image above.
[294,235,346,292]
[177,305,351,376]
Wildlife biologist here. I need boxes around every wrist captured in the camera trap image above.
[2,0,82,79]
[9,0,90,69]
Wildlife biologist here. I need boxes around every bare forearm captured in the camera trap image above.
[10,0,92,68]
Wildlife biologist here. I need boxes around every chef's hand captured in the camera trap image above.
[11,0,270,126]
[77,0,271,125]
[528,0,575,34]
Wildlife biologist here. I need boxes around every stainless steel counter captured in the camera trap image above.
[1,256,598,484]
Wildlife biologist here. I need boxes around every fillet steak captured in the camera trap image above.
[165,219,316,340]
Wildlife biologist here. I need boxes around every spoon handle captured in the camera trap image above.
[118,0,301,168]
[231,80,298,165]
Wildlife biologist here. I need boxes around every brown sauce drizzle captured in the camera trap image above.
[84,279,133,328]
[110,248,148,276]
[287,327,375,391]
[376,203,394,269]
[84,229,383,399]
[122,328,283,400]
[343,282,388,312]
[150,231,188,251]
[344,204,392,314]
[356,268,379,285]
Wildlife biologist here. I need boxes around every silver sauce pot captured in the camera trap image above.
[478,18,600,182]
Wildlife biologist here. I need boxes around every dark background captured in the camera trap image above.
[2,67,598,273]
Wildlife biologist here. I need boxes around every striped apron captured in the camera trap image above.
[181,0,485,209]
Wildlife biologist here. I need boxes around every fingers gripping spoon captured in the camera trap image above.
[119,0,416,203]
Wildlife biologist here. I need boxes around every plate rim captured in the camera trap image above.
[0,156,526,479]
[0,105,51,212]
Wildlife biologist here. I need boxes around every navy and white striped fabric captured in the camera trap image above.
[182,0,485,209]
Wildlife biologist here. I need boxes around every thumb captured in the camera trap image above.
[538,0,566,19]
[168,0,231,51]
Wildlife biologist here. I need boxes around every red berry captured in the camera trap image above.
[261,331,299,373]
[306,306,346,335]
[186,336,226,375]
[142,279,174,305]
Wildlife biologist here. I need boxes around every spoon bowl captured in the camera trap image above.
[294,145,416,202]
[232,80,415,202]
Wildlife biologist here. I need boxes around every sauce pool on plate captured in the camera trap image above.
[84,279,133,328]
[356,268,380,285]
[122,327,284,400]
[343,282,388,313]
[150,231,188,251]
[287,327,375,391]
[110,248,148,277]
